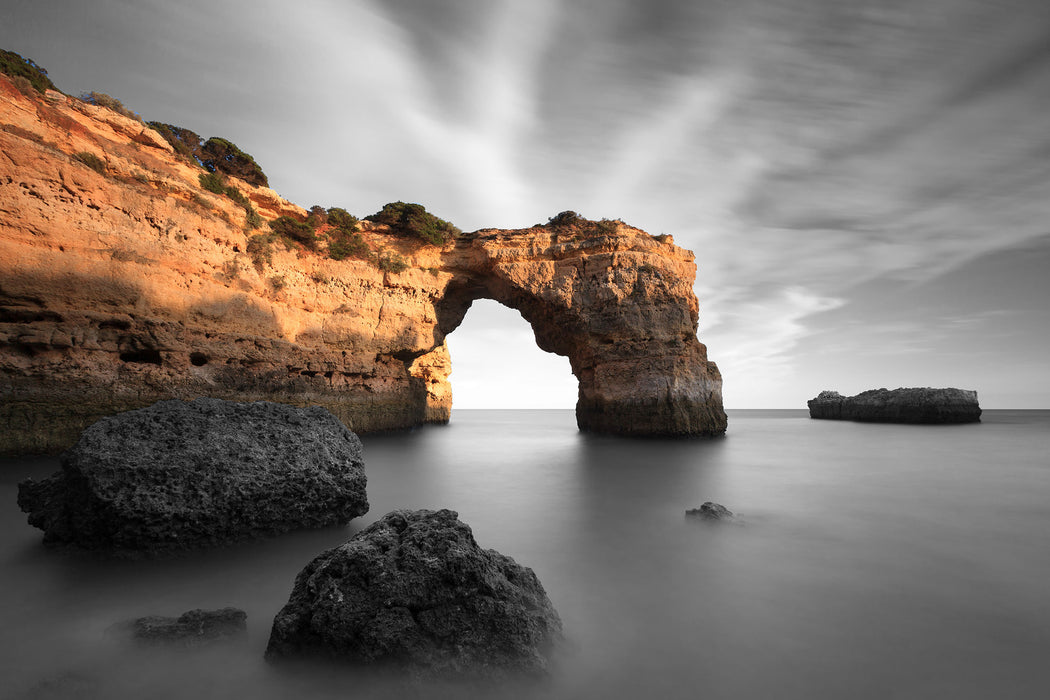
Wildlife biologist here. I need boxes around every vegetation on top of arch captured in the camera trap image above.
[365,201,461,246]
[544,210,624,237]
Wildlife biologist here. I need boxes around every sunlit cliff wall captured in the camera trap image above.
[0,75,725,454]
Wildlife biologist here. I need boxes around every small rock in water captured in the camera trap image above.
[686,502,734,521]
[266,508,563,680]
[112,607,247,646]
[22,671,101,699]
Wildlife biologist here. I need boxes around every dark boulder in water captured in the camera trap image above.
[112,607,247,646]
[265,508,563,680]
[807,388,981,424]
[17,398,368,553]
[686,502,734,521]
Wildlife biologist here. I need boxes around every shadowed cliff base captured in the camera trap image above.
[0,70,726,453]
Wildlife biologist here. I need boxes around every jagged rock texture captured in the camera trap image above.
[17,398,369,551]
[808,388,982,424]
[0,75,726,453]
[266,509,563,679]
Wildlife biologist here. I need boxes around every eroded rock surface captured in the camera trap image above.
[808,388,981,424]
[265,509,563,680]
[0,74,725,452]
[17,398,368,552]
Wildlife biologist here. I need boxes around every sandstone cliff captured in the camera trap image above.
[0,74,726,454]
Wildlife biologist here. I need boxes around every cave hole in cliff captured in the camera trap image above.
[119,348,163,365]
[445,299,577,409]
[189,352,209,366]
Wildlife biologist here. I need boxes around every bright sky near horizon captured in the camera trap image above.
[3,0,1049,408]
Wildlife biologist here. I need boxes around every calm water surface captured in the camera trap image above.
[2,409,1048,699]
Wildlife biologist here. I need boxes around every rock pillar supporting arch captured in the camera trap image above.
[436,225,727,437]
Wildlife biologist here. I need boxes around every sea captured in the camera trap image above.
[1,409,1048,700]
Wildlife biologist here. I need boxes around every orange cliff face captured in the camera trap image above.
[0,74,726,454]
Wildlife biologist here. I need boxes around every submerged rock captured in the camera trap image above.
[265,509,563,680]
[112,607,247,646]
[807,388,981,424]
[21,671,101,700]
[686,502,734,521]
[17,398,368,552]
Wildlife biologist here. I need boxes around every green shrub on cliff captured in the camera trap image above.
[74,151,107,174]
[223,185,248,206]
[11,75,36,98]
[546,210,583,228]
[244,206,262,230]
[199,137,268,188]
[328,232,371,261]
[270,215,317,249]
[148,121,202,161]
[148,125,268,189]
[366,201,460,246]
[306,205,328,228]
[374,249,408,273]
[326,207,359,232]
[79,91,142,122]
[198,171,225,194]
[325,207,369,261]
[545,211,623,237]
[247,233,275,271]
[0,49,58,94]
[196,171,261,230]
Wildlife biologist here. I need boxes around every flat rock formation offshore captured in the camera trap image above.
[17,398,369,552]
[0,74,725,453]
[808,388,982,424]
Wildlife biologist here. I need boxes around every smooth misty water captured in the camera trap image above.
[2,410,1049,699]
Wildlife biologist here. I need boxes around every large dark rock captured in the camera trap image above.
[808,388,981,424]
[17,398,368,552]
[111,607,247,646]
[265,509,563,680]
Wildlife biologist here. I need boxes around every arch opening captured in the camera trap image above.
[444,299,577,409]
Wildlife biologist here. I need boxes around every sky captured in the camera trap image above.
[3,0,1049,408]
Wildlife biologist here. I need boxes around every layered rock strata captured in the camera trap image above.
[808,388,982,424]
[0,75,726,453]
[266,509,563,679]
[17,398,369,551]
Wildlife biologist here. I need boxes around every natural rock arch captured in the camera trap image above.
[427,226,727,436]
[0,80,726,452]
